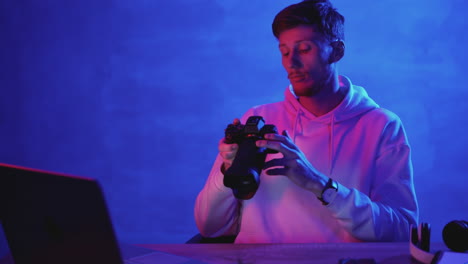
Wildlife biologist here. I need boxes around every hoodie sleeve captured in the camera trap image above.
[327,116,419,242]
[194,154,242,237]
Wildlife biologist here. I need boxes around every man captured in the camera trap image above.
[194,0,418,243]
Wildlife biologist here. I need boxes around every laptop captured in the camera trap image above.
[0,163,206,264]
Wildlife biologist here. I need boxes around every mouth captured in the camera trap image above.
[288,73,307,82]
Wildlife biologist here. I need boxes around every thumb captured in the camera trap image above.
[282,130,291,138]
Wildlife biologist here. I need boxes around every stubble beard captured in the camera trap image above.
[292,77,326,97]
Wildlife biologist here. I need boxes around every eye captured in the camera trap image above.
[298,47,311,54]
[297,43,311,54]
[279,47,289,57]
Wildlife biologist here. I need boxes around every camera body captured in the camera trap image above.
[223,116,278,200]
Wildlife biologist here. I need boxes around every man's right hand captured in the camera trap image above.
[219,118,240,173]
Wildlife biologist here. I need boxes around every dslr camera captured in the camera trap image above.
[223,116,278,200]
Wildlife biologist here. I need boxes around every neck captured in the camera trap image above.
[297,74,346,117]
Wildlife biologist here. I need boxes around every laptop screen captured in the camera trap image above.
[0,163,123,264]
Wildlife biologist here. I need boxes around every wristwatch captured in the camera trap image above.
[317,178,338,205]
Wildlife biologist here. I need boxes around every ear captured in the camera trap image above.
[329,40,345,63]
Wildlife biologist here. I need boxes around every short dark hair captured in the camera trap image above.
[272,0,345,41]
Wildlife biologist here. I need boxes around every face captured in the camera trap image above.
[278,25,334,97]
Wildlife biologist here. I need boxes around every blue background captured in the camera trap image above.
[1,0,467,245]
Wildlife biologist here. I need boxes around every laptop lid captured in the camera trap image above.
[0,163,124,264]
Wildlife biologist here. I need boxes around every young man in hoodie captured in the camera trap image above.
[194,0,419,243]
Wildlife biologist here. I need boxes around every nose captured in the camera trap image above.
[283,51,302,69]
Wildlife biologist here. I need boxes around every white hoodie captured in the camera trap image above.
[194,76,419,243]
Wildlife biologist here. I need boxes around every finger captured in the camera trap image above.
[265,168,287,176]
[219,138,238,152]
[264,133,293,145]
[263,133,286,141]
[263,132,297,151]
[256,139,295,157]
[220,151,237,161]
[264,158,285,169]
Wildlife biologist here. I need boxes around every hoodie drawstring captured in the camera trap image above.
[292,108,302,143]
[292,107,335,177]
[329,113,335,176]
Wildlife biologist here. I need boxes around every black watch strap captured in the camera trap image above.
[317,178,338,205]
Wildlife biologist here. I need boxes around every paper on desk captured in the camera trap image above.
[436,251,468,264]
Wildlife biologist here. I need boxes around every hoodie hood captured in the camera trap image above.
[283,75,379,175]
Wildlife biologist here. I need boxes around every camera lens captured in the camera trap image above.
[442,220,468,252]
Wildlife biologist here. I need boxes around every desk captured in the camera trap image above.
[139,242,444,264]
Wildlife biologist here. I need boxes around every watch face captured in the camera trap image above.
[322,188,337,203]
[321,180,338,205]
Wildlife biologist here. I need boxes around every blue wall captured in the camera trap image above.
[1,0,467,244]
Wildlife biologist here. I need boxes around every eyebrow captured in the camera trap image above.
[278,39,315,48]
